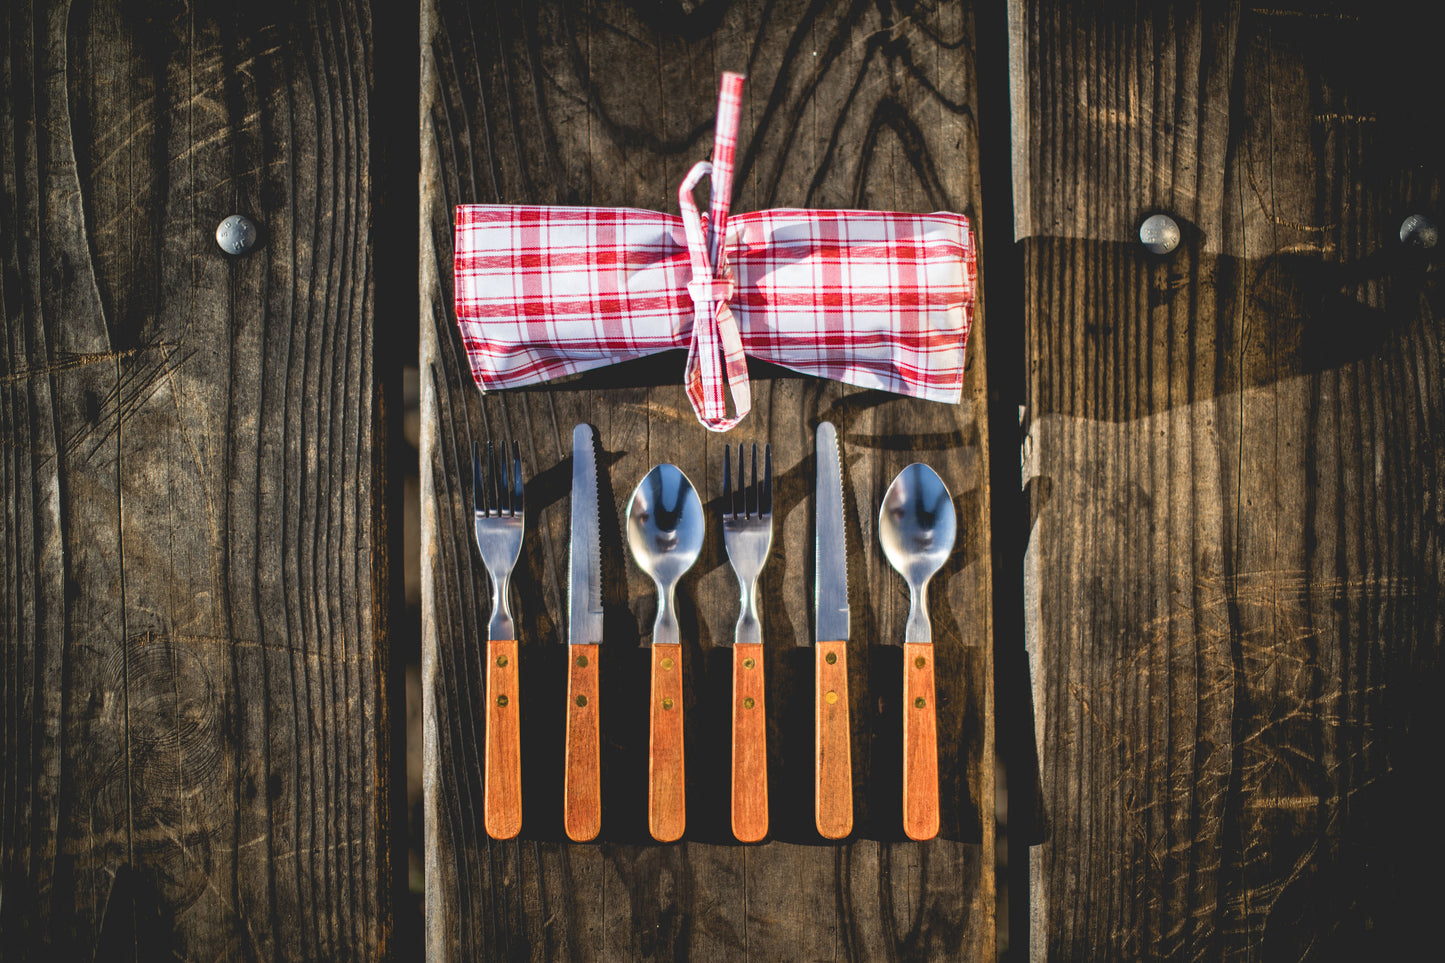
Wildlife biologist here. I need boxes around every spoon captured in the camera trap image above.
[626,463,705,841]
[878,463,956,840]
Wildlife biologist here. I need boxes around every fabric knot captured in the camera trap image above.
[675,71,751,432]
[686,274,735,305]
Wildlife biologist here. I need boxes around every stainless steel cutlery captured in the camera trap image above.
[469,426,956,842]
[721,443,774,842]
[625,463,705,842]
[812,423,853,839]
[473,441,525,840]
[878,462,956,841]
[564,424,605,841]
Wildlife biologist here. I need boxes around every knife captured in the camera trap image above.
[813,422,853,838]
[565,423,604,841]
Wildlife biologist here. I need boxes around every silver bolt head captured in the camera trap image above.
[1139,213,1181,255]
[216,214,258,255]
[1400,214,1438,249]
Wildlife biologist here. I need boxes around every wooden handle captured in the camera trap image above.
[563,643,601,841]
[484,639,522,839]
[730,643,768,842]
[902,642,940,841]
[814,643,853,839]
[648,643,685,842]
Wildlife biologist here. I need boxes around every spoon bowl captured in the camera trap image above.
[626,463,705,645]
[878,463,956,645]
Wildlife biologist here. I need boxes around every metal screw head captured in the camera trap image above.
[1139,213,1181,255]
[1400,214,1438,249]
[216,214,257,255]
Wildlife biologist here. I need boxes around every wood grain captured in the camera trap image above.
[0,1,391,959]
[902,643,941,841]
[814,642,854,839]
[648,642,687,843]
[730,642,768,842]
[420,0,995,958]
[563,643,601,841]
[484,640,522,838]
[1014,2,1444,958]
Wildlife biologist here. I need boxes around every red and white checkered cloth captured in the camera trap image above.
[454,73,976,431]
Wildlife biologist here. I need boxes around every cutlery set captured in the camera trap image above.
[471,423,957,844]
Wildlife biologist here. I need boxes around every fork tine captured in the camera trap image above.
[511,441,523,516]
[748,443,758,518]
[723,444,733,518]
[473,442,485,513]
[488,441,501,517]
[762,444,772,516]
[736,444,746,518]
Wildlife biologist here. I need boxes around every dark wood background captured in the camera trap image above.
[0,0,398,959]
[3,0,1441,960]
[1013,2,1443,959]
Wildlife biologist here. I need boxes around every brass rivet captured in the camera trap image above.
[824,691,838,705]
[914,697,926,709]
[825,651,837,665]
[661,657,675,671]
[496,655,509,667]
[576,654,588,668]
[576,695,588,707]
[915,656,926,669]
[497,695,509,707]
[743,657,755,669]
[662,697,674,710]
[743,697,755,709]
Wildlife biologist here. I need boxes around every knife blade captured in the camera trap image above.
[813,421,853,838]
[564,423,604,841]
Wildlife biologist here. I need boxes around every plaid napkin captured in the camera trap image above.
[454,73,976,431]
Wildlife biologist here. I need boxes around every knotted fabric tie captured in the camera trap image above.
[453,72,977,431]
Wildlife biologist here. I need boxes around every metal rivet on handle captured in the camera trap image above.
[743,658,755,669]
[1400,214,1438,249]
[661,657,674,671]
[1139,213,1181,255]
[496,655,508,667]
[824,691,839,705]
[915,656,927,669]
[662,697,674,710]
[576,695,588,707]
[215,214,257,255]
[825,651,837,665]
[576,655,588,668]
[914,697,926,709]
[743,697,755,709]
[497,695,509,707]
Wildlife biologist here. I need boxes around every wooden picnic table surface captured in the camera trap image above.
[2,0,1440,960]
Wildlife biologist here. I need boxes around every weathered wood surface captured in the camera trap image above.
[1014,2,1443,959]
[0,1,392,959]
[420,0,995,959]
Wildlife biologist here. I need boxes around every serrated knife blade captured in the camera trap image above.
[814,421,850,643]
[813,420,853,838]
[568,424,604,645]
[564,423,604,841]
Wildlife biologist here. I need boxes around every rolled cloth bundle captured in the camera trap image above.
[454,72,976,432]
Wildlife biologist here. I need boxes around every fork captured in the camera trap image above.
[474,440,525,839]
[722,443,773,842]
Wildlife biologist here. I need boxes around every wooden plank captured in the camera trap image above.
[1013,2,1444,958]
[0,2,391,958]
[420,0,995,958]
